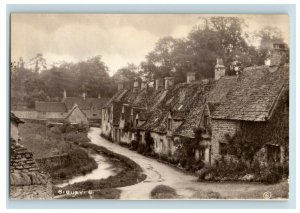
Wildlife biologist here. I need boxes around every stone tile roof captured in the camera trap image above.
[140,81,213,134]
[10,112,25,124]
[122,104,132,124]
[112,102,123,126]
[211,65,289,121]
[104,89,129,108]
[63,97,108,110]
[35,102,67,113]
[207,75,238,104]
[173,82,213,138]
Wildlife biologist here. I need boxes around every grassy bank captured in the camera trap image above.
[53,140,146,196]
[19,122,97,183]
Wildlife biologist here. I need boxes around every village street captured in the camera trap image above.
[87,127,288,200]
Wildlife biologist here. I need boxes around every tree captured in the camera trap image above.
[29,53,47,73]
[144,37,179,78]
[256,26,285,62]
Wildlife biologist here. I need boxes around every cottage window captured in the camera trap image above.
[121,113,124,120]
[135,118,138,127]
[219,142,227,155]
[266,144,281,163]
[204,115,209,127]
[93,114,97,116]
[200,148,205,160]
[161,139,164,153]
[167,118,172,130]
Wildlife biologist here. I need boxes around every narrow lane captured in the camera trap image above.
[88,127,197,199]
[88,127,286,200]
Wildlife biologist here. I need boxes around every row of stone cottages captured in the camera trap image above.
[12,91,108,126]
[101,43,289,166]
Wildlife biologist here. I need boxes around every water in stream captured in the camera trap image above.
[56,153,117,188]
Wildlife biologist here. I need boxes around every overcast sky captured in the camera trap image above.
[11,14,289,75]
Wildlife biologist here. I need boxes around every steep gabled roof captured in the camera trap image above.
[104,89,129,108]
[207,75,238,104]
[211,65,289,121]
[112,102,123,126]
[139,81,213,134]
[121,104,132,124]
[35,102,67,113]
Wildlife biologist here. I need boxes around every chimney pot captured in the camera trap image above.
[187,72,196,84]
[215,58,226,80]
[63,89,67,99]
[164,77,174,90]
[155,78,164,90]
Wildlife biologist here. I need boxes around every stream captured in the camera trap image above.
[56,152,118,188]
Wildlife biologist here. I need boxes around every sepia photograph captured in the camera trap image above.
[10,13,289,200]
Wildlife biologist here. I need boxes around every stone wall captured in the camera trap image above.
[10,139,53,199]
[35,154,70,171]
[211,119,240,164]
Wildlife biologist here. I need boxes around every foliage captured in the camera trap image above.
[225,91,288,165]
[140,17,277,82]
[130,140,139,151]
[11,55,116,108]
[150,185,178,199]
[256,26,285,62]
[198,157,286,184]
[144,131,154,152]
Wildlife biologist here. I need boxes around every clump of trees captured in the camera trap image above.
[11,16,286,109]
[140,17,285,83]
[11,55,116,108]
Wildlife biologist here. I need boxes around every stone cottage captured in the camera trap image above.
[62,91,108,126]
[210,44,289,166]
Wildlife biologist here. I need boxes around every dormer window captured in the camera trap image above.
[167,118,172,130]
[135,118,138,127]
[204,115,209,128]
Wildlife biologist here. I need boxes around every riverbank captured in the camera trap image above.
[19,122,97,184]
[53,130,146,199]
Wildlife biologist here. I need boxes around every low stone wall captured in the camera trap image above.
[35,154,70,171]
[10,139,53,199]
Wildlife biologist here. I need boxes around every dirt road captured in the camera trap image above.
[88,127,288,200]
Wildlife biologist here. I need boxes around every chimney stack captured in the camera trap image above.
[141,80,148,90]
[266,43,289,69]
[187,72,196,84]
[118,82,124,91]
[155,78,164,90]
[63,89,67,99]
[82,92,86,100]
[133,77,139,92]
[215,58,225,80]
[164,77,174,90]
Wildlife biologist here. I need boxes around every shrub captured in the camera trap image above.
[137,143,148,154]
[150,185,177,199]
[130,140,139,150]
[259,165,282,184]
[192,190,222,199]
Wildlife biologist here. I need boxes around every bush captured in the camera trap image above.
[258,165,282,184]
[150,185,177,199]
[130,140,139,150]
[63,132,90,144]
[192,190,222,199]
[137,143,148,154]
